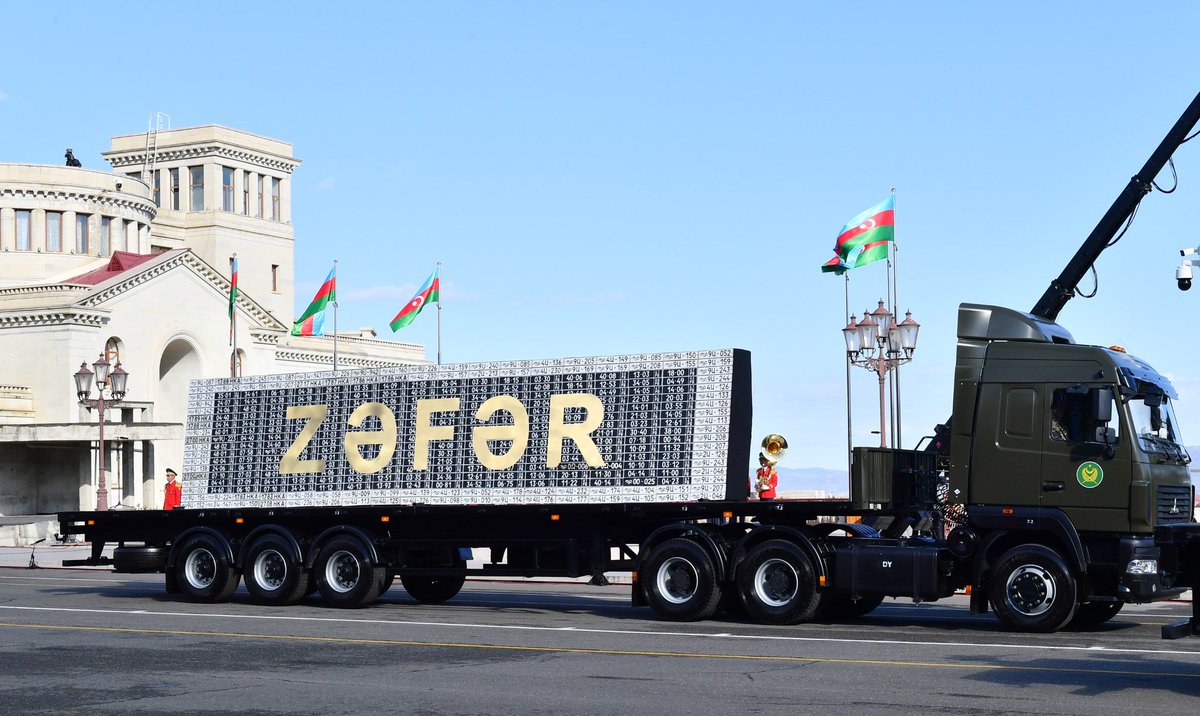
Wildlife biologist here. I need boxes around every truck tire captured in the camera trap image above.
[737,540,821,625]
[379,571,396,595]
[243,535,309,606]
[1069,600,1123,628]
[313,536,384,609]
[174,535,240,603]
[640,538,722,621]
[401,574,466,603]
[988,544,1077,633]
[113,546,168,573]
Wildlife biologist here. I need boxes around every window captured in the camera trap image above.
[104,337,121,365]
[272,264,279,292]
[271,177,281,220]
[100,217,111,256]
[222,166,234,211]
[15,210,31,251]
[153,170,161,206]
[75,214,89,253]
[170,168,180,210]
[257,175,264,217]
[242,170,250,215]
[189,166,204,211]
[46,212,62,252]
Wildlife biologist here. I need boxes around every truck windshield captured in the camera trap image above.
[1129,394,1190,462]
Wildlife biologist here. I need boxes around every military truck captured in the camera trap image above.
[58,91,1200,637]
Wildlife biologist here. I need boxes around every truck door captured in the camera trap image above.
[1038,384,1130,531]
[969,383,1043,508]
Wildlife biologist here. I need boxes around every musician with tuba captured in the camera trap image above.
[754,434,787,500]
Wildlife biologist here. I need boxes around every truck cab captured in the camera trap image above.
[945,304,1194,628]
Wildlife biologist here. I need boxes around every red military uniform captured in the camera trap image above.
[163,471,182,510]
[756,464,778,500]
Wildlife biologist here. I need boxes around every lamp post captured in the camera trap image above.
[842,299,920,448]
[74,354,129,511]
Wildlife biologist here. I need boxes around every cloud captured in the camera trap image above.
[313,177,335,192]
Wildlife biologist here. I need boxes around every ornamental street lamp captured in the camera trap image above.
[74,353,129,511]
[842,300,920,448]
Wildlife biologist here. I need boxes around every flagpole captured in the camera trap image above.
[230,252,238,378]
[332,259,339,372]
[436,261,442,365]
[890,188,903,449]
[844,271,853,478]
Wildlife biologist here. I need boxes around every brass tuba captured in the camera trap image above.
[759,433,788,464]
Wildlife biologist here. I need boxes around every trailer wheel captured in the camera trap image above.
[737,540,821,625]
[113,546,168,573]
[989,545,1077,633]
[243,535,309,606]
[174,535,239,603]
[1069,600,1123,628]
[314,536,383,608]
[379,571,396,595]
[640,538,722,621]
[401,574,466,603]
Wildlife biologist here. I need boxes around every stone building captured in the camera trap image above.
[0,125,426,515]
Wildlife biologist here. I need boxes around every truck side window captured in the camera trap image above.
[1049,389,1088,443]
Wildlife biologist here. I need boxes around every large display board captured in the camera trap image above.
[182,349,751,508]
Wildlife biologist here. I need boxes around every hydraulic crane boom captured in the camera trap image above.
[1031,90,1200,321]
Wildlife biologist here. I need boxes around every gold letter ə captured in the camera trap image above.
[344,402,397,474]
[473,395,530,470]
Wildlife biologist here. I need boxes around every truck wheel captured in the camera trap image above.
[174,535,239,603]
[1069,600,1123,628]
[737,540,821,625]
[113,546,168,573]
[640,538,722,621]
[401,574,466,603]
[379,571,396,595]
[314,536,383,608]
[243,535,309,606]
[989,545,1077,633]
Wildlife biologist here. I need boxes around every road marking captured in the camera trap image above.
[0,574,131,584]
[2,604,1199,657]
[0,621,1196,678]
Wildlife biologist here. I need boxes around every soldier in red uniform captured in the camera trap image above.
[163,468,182,510]
[754,454,778,501]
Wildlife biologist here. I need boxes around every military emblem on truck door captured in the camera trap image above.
[1076,461,1104,489]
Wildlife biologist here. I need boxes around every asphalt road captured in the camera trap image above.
[1,568,1198,715]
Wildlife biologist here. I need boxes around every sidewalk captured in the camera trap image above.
[0,515,59,548]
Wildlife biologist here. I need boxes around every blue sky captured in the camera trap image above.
[5,2,1200,470]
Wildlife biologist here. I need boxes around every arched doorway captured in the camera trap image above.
[155,338,202,502]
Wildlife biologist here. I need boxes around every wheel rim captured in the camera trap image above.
[656,556,698,605]
[1005,563,1056,616]
[184,548,217,590]
[324,549,360,594]
[753,558,798,607]
[253,549,288,591]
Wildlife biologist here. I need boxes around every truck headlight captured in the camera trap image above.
[1126,559,1158,575]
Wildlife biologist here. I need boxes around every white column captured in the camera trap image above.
[280,176,292,223]
[204,163,220,213]
[233,167,244,215]
[31,208,46,252]
[64,210,77,253]
[0,207,14,251]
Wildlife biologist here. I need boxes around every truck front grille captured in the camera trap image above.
[1156,484,1194,525]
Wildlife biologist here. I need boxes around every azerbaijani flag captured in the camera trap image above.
[820,195,895,274]
[228,256,239,344]
[389,267,439,332]
[291,267,336,336]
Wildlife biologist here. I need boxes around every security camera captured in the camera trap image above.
[1178,263,1193,291]
[1183,247,1198,257]
[115,182,122,191]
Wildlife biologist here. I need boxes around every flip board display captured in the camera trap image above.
[182,349,751,507]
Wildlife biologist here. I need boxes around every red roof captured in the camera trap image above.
[66,251,160,286]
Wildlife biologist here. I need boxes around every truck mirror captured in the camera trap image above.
[1093,426,1117,459]
[1091,387,1114,424]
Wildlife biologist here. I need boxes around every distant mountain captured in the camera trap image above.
[774,465,850,497]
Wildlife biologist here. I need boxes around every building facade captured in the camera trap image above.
[0,125,426,515]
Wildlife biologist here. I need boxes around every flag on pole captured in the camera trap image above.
[820,195,895,274]
[228,256,239,344]
[291,267,337,336]
[390,267,440,332]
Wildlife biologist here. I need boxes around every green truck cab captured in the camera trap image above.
[941,304,1194,630]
